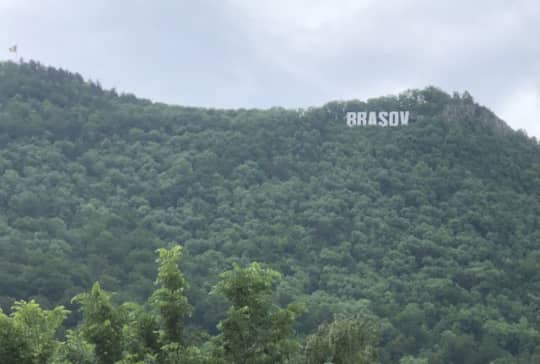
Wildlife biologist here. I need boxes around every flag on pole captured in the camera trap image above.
[8,45,17,53]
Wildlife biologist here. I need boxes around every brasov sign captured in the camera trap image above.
[346,111,410,127]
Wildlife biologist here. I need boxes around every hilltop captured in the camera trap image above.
[1,60,540,363]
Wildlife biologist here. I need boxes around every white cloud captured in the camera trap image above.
[499,85,540,138]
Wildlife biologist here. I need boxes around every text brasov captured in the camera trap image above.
[346,111,409,127]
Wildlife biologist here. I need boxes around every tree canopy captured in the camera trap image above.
[1,60,540,362]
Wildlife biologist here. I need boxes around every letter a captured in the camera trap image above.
[368,112,377,125]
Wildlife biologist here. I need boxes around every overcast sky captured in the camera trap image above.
[1,0,539,137]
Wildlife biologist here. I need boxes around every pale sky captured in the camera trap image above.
[1,0,539,137]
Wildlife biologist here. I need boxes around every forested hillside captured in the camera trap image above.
[1,60,540,363]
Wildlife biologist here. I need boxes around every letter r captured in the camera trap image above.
[358,112,367,126]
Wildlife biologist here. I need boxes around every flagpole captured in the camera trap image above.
[8,45,18,63]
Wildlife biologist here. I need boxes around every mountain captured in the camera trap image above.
[1,60,540,363]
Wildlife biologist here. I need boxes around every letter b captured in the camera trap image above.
[346,112,357,127]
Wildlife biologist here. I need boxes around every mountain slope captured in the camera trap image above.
[1,60,540,362]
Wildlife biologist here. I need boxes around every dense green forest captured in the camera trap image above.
[0,60,540,363]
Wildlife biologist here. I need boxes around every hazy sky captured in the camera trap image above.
[1,0,539,137]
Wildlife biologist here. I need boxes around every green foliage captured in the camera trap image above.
[72,283,125,364]
[303,315,379,364]
[52,330,96,364]
[119,302,160,362]
[151,246,191,346]
[0,301,68,364]
[0,308,33,364]
[399,356,428,364]
[1,61,540,362]
[213,262,303,364]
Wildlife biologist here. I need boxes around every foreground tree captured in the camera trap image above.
[150,246,211,364]
[53,330,96,364]
[212,262,303,364]
[72,283,125,364]
[0,245,382,363]
[0,300,68,364]
[150,246,191,346]
[0,307,33,364]
[303,315,379,364]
